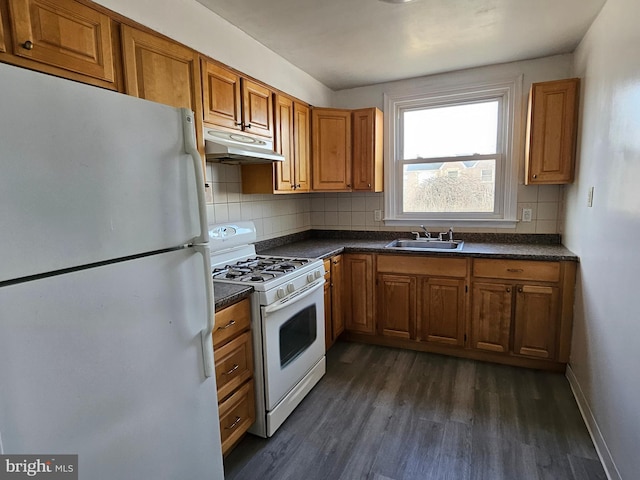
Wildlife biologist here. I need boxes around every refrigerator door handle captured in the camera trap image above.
[182,108,209,244]
[194,244,215,378]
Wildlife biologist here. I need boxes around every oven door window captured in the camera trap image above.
[279,305,317,368]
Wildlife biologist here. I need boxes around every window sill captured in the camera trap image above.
[383,218,519,229]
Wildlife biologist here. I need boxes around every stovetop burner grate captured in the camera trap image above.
[211,255,313,283]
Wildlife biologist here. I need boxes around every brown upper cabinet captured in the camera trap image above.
[0,5,7,52]
[352,107,383,192]
[525,78,580,184]
[201,59,274,139]
[120,25,205,168]
[241,94,310,194]
[311,108,352,191]
[2,0,117,89]
[311,107,383,192]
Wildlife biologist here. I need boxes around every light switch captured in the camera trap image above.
[374,210,382,222]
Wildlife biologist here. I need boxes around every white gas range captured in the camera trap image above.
[209,222,326,438]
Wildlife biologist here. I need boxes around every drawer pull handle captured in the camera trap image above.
[219,319,236,330]
[507,268,524,273]
[223,364,240,375]
[225,416,242,430]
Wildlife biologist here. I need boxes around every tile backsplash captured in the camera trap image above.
[205,163,563,240]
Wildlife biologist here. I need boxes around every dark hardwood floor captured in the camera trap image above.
[224,342,606,480]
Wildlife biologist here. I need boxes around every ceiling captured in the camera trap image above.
[195,0,606,91]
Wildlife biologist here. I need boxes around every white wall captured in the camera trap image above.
[92,0,333,107]
[564,0,640,478]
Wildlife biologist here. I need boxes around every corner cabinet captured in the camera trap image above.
[201,59,273,139]
[1,0,118,89]
[242,94,310,194]
[343,254,375,335]
[311,107,383,192]
[525,78,580,184]
[213,298,255,457]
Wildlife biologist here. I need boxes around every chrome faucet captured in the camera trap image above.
[419,225,431,238]
[438,227,454,241]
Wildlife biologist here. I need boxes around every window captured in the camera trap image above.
[384,76,522,227]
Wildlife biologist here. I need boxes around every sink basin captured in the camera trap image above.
[384,239,464,252]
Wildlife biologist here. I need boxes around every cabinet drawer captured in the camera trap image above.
[213,298,251,347]
[323,258,331,279]
[473,259,560,282]
[377,255,467,277]
[219,379,255,456]
[214,331,253,402]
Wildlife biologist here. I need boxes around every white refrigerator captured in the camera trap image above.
[0,63,224,479]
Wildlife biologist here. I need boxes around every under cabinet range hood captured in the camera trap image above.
[204,128,284,164]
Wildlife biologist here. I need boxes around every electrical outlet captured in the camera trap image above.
[522,208,532,222]
[587,186,594,207]
[374,210,382,222]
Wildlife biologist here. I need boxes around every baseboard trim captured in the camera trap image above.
[565,365,622,480]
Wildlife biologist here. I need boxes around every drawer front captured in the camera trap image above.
[377,255,467,277]
[323,258,331,276]
[214,331,253,402]
[213,298,251,347]
[218,379,255,456]
[473,259,560,282]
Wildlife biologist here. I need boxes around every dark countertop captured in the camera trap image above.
[214,282,253,311]
[259,238,579,262]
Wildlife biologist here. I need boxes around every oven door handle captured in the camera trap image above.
[263,278,325,314]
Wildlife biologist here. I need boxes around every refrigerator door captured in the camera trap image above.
[0,63,204,283]
[0,248,224,479]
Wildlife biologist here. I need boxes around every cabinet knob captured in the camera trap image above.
[518,287,523,293]
[22,40,34,50]
[533,174,538,179]
[347,184,351,188]
[368,183,371,188]
[506,287,511,293]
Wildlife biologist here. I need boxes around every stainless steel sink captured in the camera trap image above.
[384,239,464,252]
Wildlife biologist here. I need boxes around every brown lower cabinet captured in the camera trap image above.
[324,255,344,349]
[343,253,576,371]
[213,297,255,456]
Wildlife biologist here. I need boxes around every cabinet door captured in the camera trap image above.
[331,255,344,339]
[312,108,352,191]
[274,94,295,192]
[419,277,465,346]
[1,5,7,53]
[352,107,383,192]
[471,282,513,353]
[293,102,311,192]
[241,78,273,138]
[377,273,416,339]
[513,284,559,359]
[201,60,241,131]
[343,254,374,334]
[324,278,332,349]
[525,78,580,184]
[8,0,115,86]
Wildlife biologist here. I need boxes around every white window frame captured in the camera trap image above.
[383,75,523,228]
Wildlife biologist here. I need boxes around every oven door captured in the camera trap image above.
[261,278,325,411]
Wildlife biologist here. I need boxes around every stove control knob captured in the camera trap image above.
[314,270,322,279]
[307,273,315,283]
[277,287,286,299]
[286,283,295,293]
